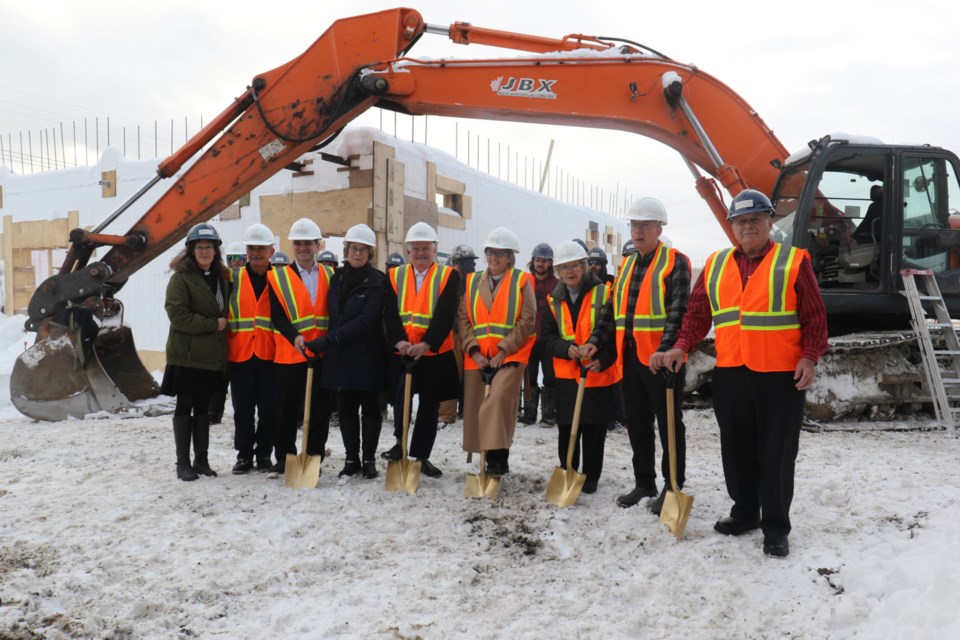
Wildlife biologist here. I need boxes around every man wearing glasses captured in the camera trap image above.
[590,198,691,512]
[654,189,827,558]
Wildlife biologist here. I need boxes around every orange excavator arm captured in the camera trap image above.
[18,8,793,421]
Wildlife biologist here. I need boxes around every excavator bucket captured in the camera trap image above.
[10,323,159,421]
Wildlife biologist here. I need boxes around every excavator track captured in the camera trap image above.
[685,331,930,423]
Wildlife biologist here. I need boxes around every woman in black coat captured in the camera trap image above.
[307,224,387,479]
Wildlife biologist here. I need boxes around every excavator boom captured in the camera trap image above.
[15,7,959,422]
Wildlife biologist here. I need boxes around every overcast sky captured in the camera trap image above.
[2,0,958,259]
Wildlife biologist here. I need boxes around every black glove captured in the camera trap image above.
[305,336,328,354]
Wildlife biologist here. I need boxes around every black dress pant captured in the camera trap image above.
[274,360,330,459]
[338,389,383,461]
[230,357,276,461]
[621,340,686,488]
[392,374,441,460]
[712,366,805,536]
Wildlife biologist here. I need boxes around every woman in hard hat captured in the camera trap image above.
[539,241,620,494]
[161,223,230,481]
[457,226,536,476]
[306,223,387,479]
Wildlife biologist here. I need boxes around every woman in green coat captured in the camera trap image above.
[161,223,229,481]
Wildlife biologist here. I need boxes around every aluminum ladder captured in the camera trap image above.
[900,269,960,433]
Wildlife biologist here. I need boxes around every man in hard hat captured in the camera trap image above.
[654,189,828,558]
[587,247,615,285]
[523,242,559,426]
[436,244,477,427]
[589,197,692,512]
[385,252,405,272]
[225,241,247,269]
[227,223,277,474]
[266,217,333,474]
[382,222,461,478]
[269,252,291,266]
[318,250,339,270]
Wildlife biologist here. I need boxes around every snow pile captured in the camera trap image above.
[1,403,959,638]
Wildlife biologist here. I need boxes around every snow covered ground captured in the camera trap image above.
[1,310,959,638]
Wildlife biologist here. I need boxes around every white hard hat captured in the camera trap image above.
[660,234,673,249]
[344,223,376,247]
[226,241,246,255]
[483,226,520,252]
[626,197,668,225]
[405,221,438,243]
[288,217,322,241]
[243,223,275,246]
[554,240,588,266]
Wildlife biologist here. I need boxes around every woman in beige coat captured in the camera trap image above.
[457,227,536,476]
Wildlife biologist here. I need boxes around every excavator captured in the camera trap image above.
[11,7,960,421]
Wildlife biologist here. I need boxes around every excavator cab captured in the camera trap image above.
[771,136,960,333]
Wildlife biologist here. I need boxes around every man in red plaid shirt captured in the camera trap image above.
[654,189,828,559]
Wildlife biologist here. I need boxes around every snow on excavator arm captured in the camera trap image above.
[15,7,791,420]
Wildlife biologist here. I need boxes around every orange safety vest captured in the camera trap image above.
[613,242,685,366]
[703,242,804,372]
[389,262,454,354]
[548,282,622,387]
[463,267,535,370]
[266,263,333,365]
[226,266,275,363]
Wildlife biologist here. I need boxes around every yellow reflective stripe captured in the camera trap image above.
[741,311,800,330]
[712,308,741,328]
[552,296,575,341]
[613,253,636,320]
[705,248,735,317]
[274,265,316,331]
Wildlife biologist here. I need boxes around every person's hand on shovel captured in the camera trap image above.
[405,341,433,360]
[488,347,507,369]
[577,343,601,371]
[301,335,328,356]
[650,347,685,374]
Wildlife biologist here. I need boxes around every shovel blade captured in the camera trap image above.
[659,490,694,540]
[545,466,587,507]
[386,459,421,494]
[284,452,322,489]
[464,471,499,500]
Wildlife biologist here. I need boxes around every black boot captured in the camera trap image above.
[174,416,198,482]
[192,415,217,477]
[540,387,557,426]
[339,457,361,478]
[617,428,657,507]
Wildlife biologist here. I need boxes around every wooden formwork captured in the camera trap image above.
[2,211,79,316]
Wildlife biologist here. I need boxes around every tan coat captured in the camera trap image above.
[457,269,536,451]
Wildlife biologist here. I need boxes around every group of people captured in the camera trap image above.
[164,187,827,559]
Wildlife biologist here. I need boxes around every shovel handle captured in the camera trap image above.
[299,366,314,454]
[665,384,679,494]
[564,369,588,472]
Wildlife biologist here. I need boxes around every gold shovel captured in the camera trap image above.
[546,370,588,507]
[465,367,500,500]
[284,365,323,489]
[659,370,693,539]
[386,357,421,494]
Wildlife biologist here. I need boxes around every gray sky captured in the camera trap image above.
[2,0,958,259]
